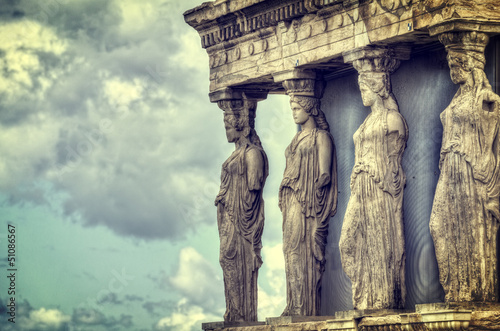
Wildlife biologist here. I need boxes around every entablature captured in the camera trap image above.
[184,0,500,94]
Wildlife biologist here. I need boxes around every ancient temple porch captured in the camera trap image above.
[184,0,500,330]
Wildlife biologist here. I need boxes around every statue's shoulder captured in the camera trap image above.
[386,111,407,137]
[316,129,334,144]
[245,143,265,162]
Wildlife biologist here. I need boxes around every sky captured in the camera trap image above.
[0,1,297,330]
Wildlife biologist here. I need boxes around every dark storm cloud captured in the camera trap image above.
[72,307,133,329]
[0,0,26,20]
[124,294,144,302]
[146,270,171,292]
[0,257,7,269]
[142,300,176,317]
[7,186,48,206]
[96,292,122,305]
[0,0,228,240]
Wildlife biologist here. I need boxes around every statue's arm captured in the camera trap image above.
[246,148,265,191]
[384,112,407,196]
[317,132,333,188]
[387,111,406,140]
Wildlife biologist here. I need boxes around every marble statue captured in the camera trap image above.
[279,91,337,316]
[215,99,268,321]
[339,56,408,310]
[430,31,500,303]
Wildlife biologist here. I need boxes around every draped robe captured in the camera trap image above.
[430,83,500,302]
[339,109,407,309]
[279,128,337,316]
[215,142,268,321]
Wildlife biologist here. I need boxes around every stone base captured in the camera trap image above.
[416,302,500,331]
[203,305,500,330]
[335,309,412,319]
[202,321,266,330]
[266,315,335,325]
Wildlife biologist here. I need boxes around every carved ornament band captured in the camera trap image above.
[439,31,489,68]
[282,78,325,98]
[218,100,257,119]
[352,57,400,74]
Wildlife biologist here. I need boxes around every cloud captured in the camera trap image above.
[0,298,134,331]
[0,0,228,241]
[0,0,292,245]
[24,308,71,330]
[72,307,133,329]
[142,300,176,317]
[169,247,224,315]
[258,243,286,318]
[0,298,70,331]
[153,298,219,331]
[146,269,171,292]
[96,292,122,305]
[124,294,144,302]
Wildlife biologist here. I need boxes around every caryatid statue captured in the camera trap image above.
[279,77,338,316]
[215,95,268,322]
[430,31,500,303]
[340,48,409,310]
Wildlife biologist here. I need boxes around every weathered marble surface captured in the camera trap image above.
[429,31,500,303]
[184,0,500,93]
[203,305,500,331]
[339,48,408,310]
[184,0,500,328]
[279,77,337,316]
[215,96,269,322]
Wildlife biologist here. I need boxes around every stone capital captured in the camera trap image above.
[273,70,325,98]
[438,31,489,69]
[209,88,268,103]
[272,69,318,83]
[343,46,411,74]
[210,88,268,123]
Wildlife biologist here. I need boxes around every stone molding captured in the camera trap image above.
[202,306,500,331]
[185,0,500,93]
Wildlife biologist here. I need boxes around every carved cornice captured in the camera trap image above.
[428,19,500,37]
[185,0,340,49]
[185,0,500,93]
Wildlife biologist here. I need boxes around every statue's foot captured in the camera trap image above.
[281,306,301,316]
[281,307,291,317]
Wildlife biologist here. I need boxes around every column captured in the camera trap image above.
[273,70,338,316]
[429,31,500,303]
[210,88,268,323]
[340,46,410,310]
